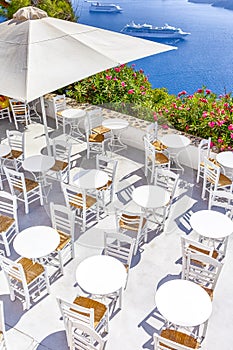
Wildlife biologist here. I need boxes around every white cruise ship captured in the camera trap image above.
[89,2,122,13]
[121,22,190,39]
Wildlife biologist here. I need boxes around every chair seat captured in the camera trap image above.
[218,173,232,187]
[14,178,39,192]
[73,296,107,328]
[51,159,68,172]
[69,193,97,209]
[202,286,214,300]
[97,179,112,191]
[8,149,23,160]
[18,257,44,284]
[155,153,169,164]
[56,230,71,251]
[152,140,168,151]
[160,329,200,349]
[119,214,146,231]
[57,110,66,117]
[0,214,14,233]
[92,125,110,135]
[89,133,104,143]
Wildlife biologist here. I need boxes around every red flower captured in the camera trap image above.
[228,124,233,130]
[114,67,121,73]
[178,90,187,97]
[205,89,211,94]
[196,88,203,93]
[128,89,134,94]
[208,121,215,128]
[106,75,112,80]
[121,81,126,87]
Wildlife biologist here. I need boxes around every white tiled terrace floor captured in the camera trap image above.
[0,118,233,350]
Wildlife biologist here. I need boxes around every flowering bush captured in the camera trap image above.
[156,88,233,150]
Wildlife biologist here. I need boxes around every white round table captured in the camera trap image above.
[13,226,60,259]
[216,151,233,178]
[76,255,127,295]
[73,169,108,190]
[61,108,86,137]
[132,185,170,209]
[0,144,11,157]
[155,279,212,328]
[190,209,233,239]
[22,155,55,173]
[102,118,129,153]
[160,134,190,172]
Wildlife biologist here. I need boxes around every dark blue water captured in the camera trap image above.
[76,0,233,95]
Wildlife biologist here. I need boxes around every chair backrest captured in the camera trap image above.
[184,252,223,291]
[86,108,103,130]
[0,255,28,291]
[153,332,200,350]
[9,99,29,116]
[197,137,211,167]
[0,190,18,231]
[208,189,233,218]
[154,168,179,198]
[96,155,118,183]
[6,129,25,156]
[3,166,26,195]
[144,135,155,159]
[71,321,106,350]
[57,297,95,329]
[181,236,215,261]
[115,206,145,234]
[203,157,220,185]
[61,182,86,209]
[52,139,72,162]
[50,202,75,240]
[104,231,135,268]
[145,122,158,142]
[53,94,66,114]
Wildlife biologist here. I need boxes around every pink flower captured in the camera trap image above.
[121,81,126,87]
[202,111,208,118]
[161,124,169,130]
[197,88,203,93]
[188,95,194,99]
[216,120,225,126]
[106,75,112,80]
[132,73,137,78]
[114,67,121,73]
[220,109,225,115]
[172,103,178,109]
[228,124,233,130]
[185,125,190,131]
[113,77,117,81]
[208,121,215,128]
[128,89,134,94]
[178,90,187,97]
[140,85,145,90]
[206,89,211,94]
[120,64,125,68]
[217,138,223,143]
[210,141,214,148]
[131,64,136,67]
[141,91,146,95]
[153,112,158,121]
[164,109,169,113]
[200,98,208,103]
[231,133,233,139]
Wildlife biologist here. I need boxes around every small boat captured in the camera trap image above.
[89,2,122,13]
[121,22,190,39]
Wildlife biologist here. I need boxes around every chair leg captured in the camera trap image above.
[2,235,10,257]
[58,251,64,275]
[24,289,31,310]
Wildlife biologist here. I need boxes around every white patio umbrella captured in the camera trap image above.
[0,6,176,150]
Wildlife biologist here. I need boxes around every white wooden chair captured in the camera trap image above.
[182,252,223,301]
[154,329,201,350]
[96,155,118,207]
[115,206,147,255]
[6,129,25,170]
[61,183,99,232]
[208,189,233,218]
[104,231,135,288]
[70,321,107,350]
[0,301,7,350]
[86,108,110,136]
[201,157,232,200]
[0,255,50,310]
[0,191,18,257]
[57,297,108,348]
[48,139,72,183]
[84,116,107,159]
[0,107,11,123]
[144,136,170,183]
[50,202,75,275]
[4,167,43,214]
[145,121,158,143]
[196,138,211,183]
[52,94,67,130]
[9,99,31,130]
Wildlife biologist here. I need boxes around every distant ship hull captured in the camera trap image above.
[89,3,122,13]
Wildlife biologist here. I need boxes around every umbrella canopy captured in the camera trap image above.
[0,6,176,103]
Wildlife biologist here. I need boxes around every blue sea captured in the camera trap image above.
[75,0,233,95]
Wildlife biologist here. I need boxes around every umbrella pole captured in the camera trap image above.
[40,96,51,156]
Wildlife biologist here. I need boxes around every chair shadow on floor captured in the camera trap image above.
[35,330,69,350]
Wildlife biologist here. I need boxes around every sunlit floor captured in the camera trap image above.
[0,120,232,350]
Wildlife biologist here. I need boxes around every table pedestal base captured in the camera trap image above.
[108,134,127,153]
